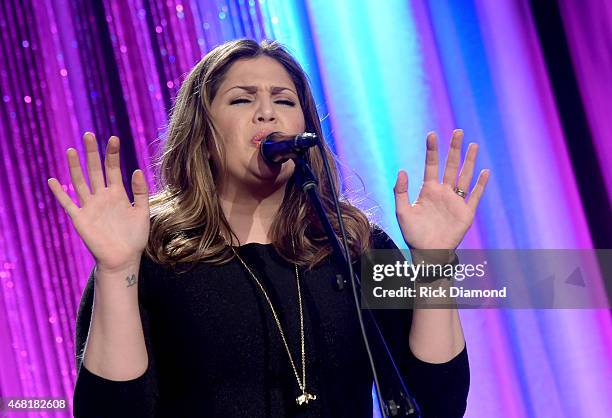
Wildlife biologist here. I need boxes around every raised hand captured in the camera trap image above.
[393,129,490,251]
[47,132,150,274]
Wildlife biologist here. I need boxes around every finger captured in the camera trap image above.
[47,177,78,217]
[467,169,490,211]
[456,142,478,192]
[442,129,464,186]
[131,170,149,210]
[393,170,411,216]
[104,136,123,187]
[424,132,439,182]
[66,148,92,206]
[84,132,106,193]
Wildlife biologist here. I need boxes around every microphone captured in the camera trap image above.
[259,132,318,165]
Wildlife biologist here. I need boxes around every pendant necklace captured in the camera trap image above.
[231,244,317,406]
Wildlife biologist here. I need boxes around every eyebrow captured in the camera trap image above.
[223,85,296,96]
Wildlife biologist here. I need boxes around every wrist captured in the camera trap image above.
[409,250,459,284]
[94,261,142,292]
[95,257,142,276]
[409,248,456,264]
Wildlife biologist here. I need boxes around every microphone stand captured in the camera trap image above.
[292,152,420,418]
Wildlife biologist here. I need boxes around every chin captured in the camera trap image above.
[252,157,295,182]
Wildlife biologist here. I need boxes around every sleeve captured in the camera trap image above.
[73,255,160,418]
[368,225,470,418]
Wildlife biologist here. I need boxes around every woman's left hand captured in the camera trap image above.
[393,129,490,251]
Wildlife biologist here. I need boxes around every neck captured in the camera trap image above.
[218,181,288,245]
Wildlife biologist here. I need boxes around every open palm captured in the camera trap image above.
[47,132,150,274]
[394,130,490,250]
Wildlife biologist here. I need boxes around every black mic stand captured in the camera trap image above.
[292,153,420,418]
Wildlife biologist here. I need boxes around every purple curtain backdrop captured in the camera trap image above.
[557,0,612,207]
[0,0,611,417]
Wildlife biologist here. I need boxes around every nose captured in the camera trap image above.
[253,98,276,123]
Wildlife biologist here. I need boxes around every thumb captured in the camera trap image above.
[131,170,149,210]
[393,170,411,213]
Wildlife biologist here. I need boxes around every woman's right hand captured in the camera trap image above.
[47,132,150,275]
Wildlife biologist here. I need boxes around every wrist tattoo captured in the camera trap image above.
[125,273,137,287]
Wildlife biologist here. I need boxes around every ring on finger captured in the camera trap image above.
[454,187,467,198]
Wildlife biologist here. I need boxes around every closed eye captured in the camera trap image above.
[230,98,296,107]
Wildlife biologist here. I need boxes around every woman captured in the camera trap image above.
[48,39,488,417]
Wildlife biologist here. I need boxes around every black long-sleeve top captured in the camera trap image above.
[73,227,469,417]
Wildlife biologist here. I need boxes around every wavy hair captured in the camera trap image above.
[146,38,373,271]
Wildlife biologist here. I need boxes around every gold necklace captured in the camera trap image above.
[230,244,316,406]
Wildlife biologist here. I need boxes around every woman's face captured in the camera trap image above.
[209,55,306,193]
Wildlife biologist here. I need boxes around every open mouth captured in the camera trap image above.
[251,130,279,146]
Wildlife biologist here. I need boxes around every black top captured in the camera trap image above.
[73,227,469,417]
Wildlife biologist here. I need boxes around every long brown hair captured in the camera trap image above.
[146,38,373,271]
